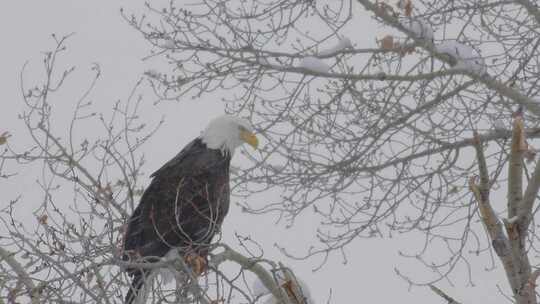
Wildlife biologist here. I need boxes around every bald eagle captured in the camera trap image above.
[122,115,258,304]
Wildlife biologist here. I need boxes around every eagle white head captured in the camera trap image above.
[200,115,259,154]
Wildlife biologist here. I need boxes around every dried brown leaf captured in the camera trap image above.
[380,35,394,50]
[0,131,11,145]
[38,214,48,225]
[282,280,303,304]
[185,252,207,276]
[375,1,395,16]
[404,0,413,16]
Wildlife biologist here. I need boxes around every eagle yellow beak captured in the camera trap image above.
[240,130,259,149]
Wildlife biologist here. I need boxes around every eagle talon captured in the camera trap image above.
[185,253,207,276]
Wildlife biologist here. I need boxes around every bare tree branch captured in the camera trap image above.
[429,285,463,304]
[0,247,40,304]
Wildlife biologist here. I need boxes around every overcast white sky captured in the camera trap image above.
[1,2,511,304]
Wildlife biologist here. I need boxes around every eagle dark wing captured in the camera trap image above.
[124,138,231,258]
[123,138,231,303]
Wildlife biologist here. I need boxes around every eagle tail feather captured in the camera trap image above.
[125,269,151,304]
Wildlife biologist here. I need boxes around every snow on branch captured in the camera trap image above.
[492,119,507,132]
[435,41,486,74]
[297,36,352,73]
[400,18,433,41]
[298,57,330,73]
[319,37,353,56]
[161,39,176,49]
